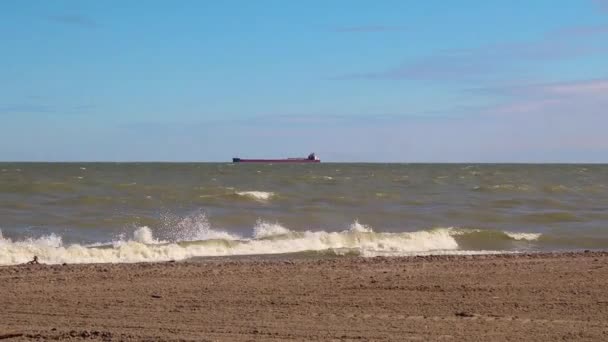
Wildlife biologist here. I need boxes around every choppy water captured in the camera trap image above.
[1,163,607,265]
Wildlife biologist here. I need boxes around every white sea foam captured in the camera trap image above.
[160,211,240,241]
[445,227,542,241]
[236,191,274,201]
[0,219,546,266]
[361,249,512,257]
[504,232,542,241]
[253,220,290,238]
[132,226,161,244]
[312,175,334,181]
[348,220,373,233]
[0,221,469,265]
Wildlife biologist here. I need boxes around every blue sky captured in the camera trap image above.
[1,0,608,162]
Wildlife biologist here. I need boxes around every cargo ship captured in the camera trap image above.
[232,153,320,163]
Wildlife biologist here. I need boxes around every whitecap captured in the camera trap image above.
[348,220,373,233]
[132,226,162,244]
[253,219,290,238]
[236,191,274,201]
[504,232,542,241]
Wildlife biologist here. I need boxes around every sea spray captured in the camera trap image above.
[132,226,161,244]
[159,210,240,242]
[349,220,373,233]
[253,219,290,239]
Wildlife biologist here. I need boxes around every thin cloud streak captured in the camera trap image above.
[471,78,608,97]
[47,77,608,163]
[0,104,55,114]
[0,103,97,115]
[48,14,98,28]
[549,24,608,38]
[332,23,608,81]
[594,0,608,12]
[395,77,608,160]
[332,25,406,33]
[332,54,501,81]
[123,113,440,130]
[481,79,608,153]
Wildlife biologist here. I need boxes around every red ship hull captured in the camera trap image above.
[232,158,320,163]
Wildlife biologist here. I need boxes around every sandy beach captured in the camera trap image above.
[1,252,607,341]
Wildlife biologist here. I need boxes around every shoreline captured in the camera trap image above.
[1,252,607,340]
[2,249,605,268]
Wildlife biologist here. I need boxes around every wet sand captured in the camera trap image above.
[1,252,608,341]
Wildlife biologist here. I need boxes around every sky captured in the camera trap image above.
[1,0,608,162]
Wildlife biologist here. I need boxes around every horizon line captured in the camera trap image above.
[1,160,607,165]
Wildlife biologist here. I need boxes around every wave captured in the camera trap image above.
[157,211,240,241]
[542,184,571,193]
[472,184,530,192]
[235,191,274,201]
[519,212,582,224]
[448,228,541,241]
[504,231,542,241]
[252,220,291,239]
[0,219,546,266]
[0,181,79,194]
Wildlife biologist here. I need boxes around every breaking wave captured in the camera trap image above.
[504,232,542,241]
[253,220,291,239]
[447,228,541,242]
[235,191,274,201]
[0,218,544,266]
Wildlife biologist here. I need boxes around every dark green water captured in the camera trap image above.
[1,163,607,264]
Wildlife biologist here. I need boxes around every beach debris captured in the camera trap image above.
[0,333,24,340]
[151,294,162,299]
[455,311,476,318]
[26,256,39,265]
[64,330,102,339]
